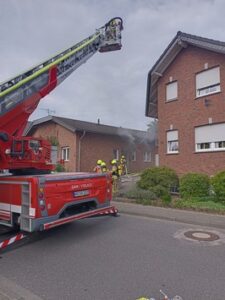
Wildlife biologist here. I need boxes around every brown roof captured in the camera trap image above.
[146,31,225,118]
[25,115,150,142]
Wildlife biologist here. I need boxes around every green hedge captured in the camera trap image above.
[137,166,179,197]
[211,170,225,202]
[180,173,210,199]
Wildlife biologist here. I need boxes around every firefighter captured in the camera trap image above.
[93,159,102,173]
[110,159,120,192]
[101,161,108,173]
[120,155,127,175]
[111,159,119,177]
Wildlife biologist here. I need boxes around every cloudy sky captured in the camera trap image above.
[0,0,224,130]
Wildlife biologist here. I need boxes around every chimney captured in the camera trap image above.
[97,118,100,125]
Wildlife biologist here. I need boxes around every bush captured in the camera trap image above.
[55,163,65,172]
[211,170,225,202]
[137,166,179,197]
[180,173,210,199]
[125,187,157,201]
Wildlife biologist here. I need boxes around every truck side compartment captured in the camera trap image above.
[0,172,112,232]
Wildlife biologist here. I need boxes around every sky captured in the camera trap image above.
[0,0,224,131]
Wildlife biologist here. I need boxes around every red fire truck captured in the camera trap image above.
[0,17,123,234]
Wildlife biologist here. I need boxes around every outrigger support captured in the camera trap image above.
[0,232,26,250]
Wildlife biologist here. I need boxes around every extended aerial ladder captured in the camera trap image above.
[0,17,123,174]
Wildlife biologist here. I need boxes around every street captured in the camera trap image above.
[1,214,225,300]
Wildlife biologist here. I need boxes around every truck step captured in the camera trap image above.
[43,205,118,230]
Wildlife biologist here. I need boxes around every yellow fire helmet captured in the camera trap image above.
[111,159,117,164]
[97,160,102,165]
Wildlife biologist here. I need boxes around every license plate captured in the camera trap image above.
[73,190,89,197]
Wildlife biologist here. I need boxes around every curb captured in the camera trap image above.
[112,200,225,229]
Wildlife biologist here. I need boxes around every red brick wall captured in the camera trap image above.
[32,122,76,172]
[31,122,155,173]
[77,132,155,173]
[157,46,225,176]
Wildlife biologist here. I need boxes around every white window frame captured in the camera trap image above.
[143,151,151,162]
[196,66,221,98]
[166,81,178,102]
[195,123,225,152]
[131,151,136,161]
[167,130,179,154]
[61,146,70,161]
[196,141,225,152]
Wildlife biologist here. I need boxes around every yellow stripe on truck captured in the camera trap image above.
[0,33,100,98]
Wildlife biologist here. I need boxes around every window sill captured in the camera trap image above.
[195,91,221,100]
[166,152,179,155]
[195,149,225,154]
[165,98,178,103]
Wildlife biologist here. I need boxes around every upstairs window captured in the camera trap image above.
[167,130,179,154]
[166,81,178,102]
[196,66,220,98]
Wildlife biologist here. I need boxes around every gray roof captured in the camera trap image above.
[25,115,150,141]
[146,31,225,118]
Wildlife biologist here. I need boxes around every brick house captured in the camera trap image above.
[146,31,225,176]
[25,116,155,173]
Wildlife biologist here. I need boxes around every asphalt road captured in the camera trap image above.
[1,214,225,300]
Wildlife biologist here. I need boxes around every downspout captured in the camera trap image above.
[78,130,86,172]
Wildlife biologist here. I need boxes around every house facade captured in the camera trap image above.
[26,116,156,173]
[146,31,225,176]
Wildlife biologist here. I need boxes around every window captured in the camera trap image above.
[143,151,151,162]
[113,149,119,160]
[195,123,225,152]
[131,151,136,161]
[196,66,220,97]
[61,147,70,161]
[167,130,179,154]
[196,143,210,150]
[166,81,178,101]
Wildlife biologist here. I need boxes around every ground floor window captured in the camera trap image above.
[131,151,136,161]
[195,123,225,152]
[143,151,151,162]
[62,147,70,161]
[196,141,225,152]
[113,149,120,160]
[167,130,179,154]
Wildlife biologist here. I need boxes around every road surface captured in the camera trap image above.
[1,214,225,300]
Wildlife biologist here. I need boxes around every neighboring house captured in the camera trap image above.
[25,116,156,173]
[146,31,225,176]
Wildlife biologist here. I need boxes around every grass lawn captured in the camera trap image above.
[117,186,225,214]
[172,196,225,214]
